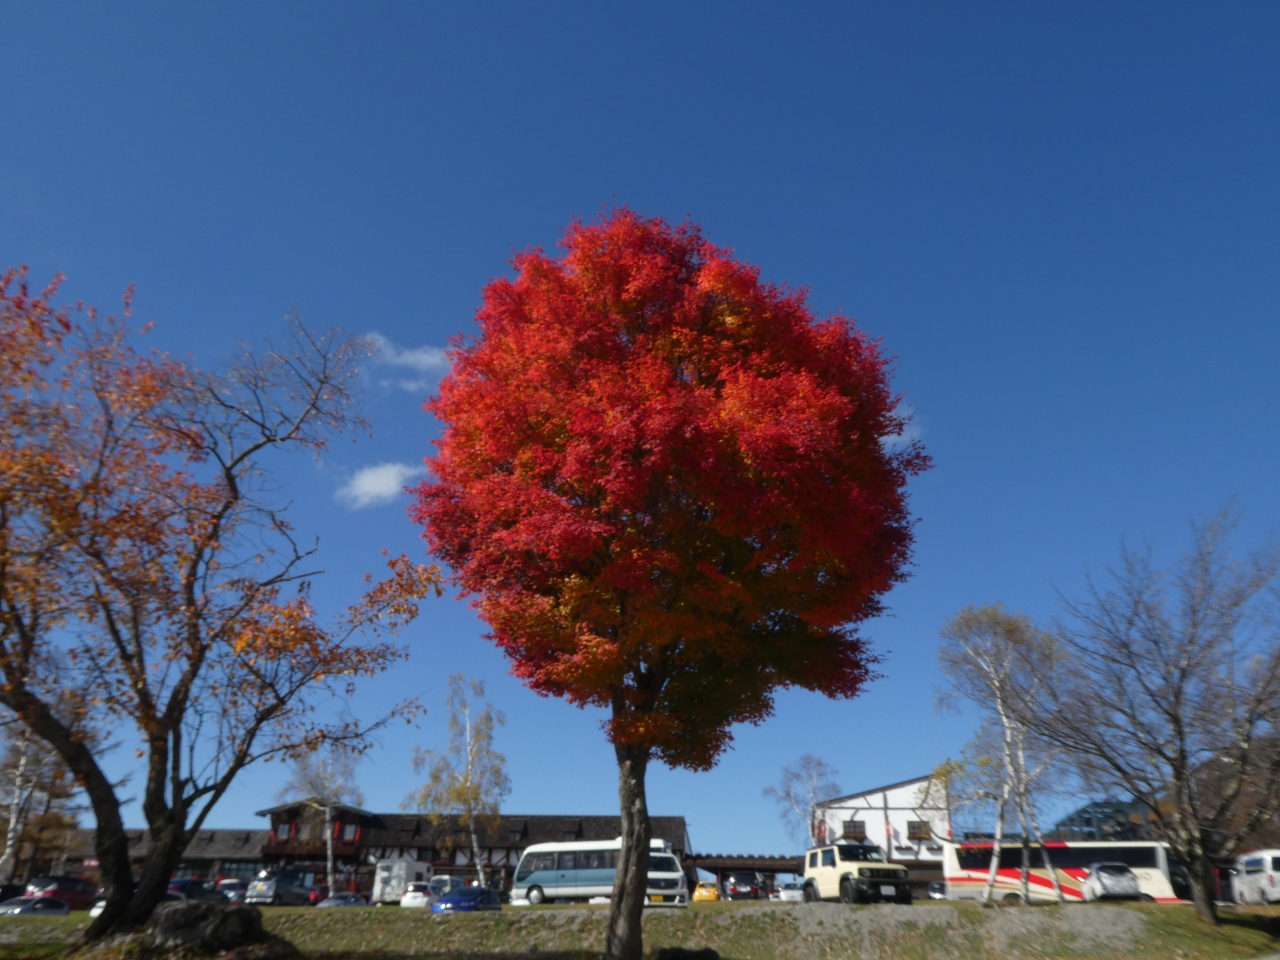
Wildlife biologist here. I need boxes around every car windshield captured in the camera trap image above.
[837,844,886,863]
[1097,864,1131,874]
[26,879,57,891]
[725,873,756,883]
[648,855,680,873]
[406,883,430,893]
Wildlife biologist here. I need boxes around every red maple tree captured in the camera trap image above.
[412,210,927,960]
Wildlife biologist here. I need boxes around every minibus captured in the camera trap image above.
[512,838,688,906]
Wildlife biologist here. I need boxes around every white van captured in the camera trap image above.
[511,838,688,907]
[1235,850,1280,904]
[371,858,433,905]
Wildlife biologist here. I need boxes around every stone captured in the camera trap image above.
[146,900,269,952]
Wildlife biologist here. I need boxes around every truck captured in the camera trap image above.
[371,858,433,905]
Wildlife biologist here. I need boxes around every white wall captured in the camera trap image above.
[814,777,950,864]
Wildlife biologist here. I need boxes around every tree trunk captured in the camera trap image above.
[1188,856,1219,924]
[123,816,188,928]
[0,747,30,881]
[1023,799,1064,904]
[982,784,1010,905]
[605,743,651,960]
[325,803,336,895]
[3,695,134,945]
[469,811,487,887]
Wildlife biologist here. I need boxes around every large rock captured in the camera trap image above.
[76,900,298,960]
[146,900,270,952]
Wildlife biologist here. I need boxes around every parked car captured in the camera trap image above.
[217,879,248,904]
[720,871,763,901]
[400,881,434,909]
[773,881,804,903]
[25,876,97,910]
[429,876,468,899]
[169,879,227,902]
[928,881,947,900]
[1082,863,1143,901]
[692,881,721,903]
[802,843,911,904]
[316,893,367,908]
[0,897,69,916]
[246,869,310,906]
[432,886,502,913]
[307,885,329,906]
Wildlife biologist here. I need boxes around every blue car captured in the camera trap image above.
[431,886,502,913]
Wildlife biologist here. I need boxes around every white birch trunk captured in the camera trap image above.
[983,781,1011,904]
[0,747,31,882]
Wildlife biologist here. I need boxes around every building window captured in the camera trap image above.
[508,830,522,844]
[562,831,577,842]
[841,820,867,840]
[297,824,311,840]
[275,823,291,840]
[907,821,932,841]
[342,823,358,841]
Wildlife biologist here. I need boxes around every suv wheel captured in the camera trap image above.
[803,883,819,903]
[840,879,855,904]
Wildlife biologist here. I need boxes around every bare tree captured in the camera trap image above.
[763,754,841,848]
[277,745,364,896]
[939,606,1064,904]
[407,674,510,886]
[0,716,80,882]
[0,274,441,941]
[1013,513,1280,924]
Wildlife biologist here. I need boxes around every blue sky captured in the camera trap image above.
[2,2,1278,856]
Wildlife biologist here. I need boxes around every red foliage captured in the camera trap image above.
[412,210,928,770]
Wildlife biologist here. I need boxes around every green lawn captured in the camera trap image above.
[5,901,1280,960]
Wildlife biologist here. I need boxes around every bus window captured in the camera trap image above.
[516,852,556,881]
[557,852,577,870]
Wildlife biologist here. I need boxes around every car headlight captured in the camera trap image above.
[858,869,869,879]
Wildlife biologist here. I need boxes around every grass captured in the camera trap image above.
[0,901,1278,960]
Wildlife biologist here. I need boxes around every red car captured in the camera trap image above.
[26,876,97,910]
[307,884,329,906]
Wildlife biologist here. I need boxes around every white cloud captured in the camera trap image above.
[881,403,923,451]
[366,333,449,391]
[336,462,425,509]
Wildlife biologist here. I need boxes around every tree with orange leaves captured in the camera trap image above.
[413,210,928,960]
[0,267,442,941]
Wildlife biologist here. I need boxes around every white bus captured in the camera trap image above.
[511,838,688,907]
[942,840,1191,903]
[1234,850,1280,904]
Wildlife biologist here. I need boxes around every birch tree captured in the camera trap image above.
[407,674,510,886]
[939,606,1064,905]
[763,754,841,847]
[278,745,364,896]
[0,720,76,881]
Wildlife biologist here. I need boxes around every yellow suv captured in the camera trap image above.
[802,843,912,904]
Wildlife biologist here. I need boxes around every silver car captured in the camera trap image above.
[1082,862,1142,901]
[316,892,367,908]
[0,897,70,916]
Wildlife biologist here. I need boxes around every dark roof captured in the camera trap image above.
[355,814,690,854]
[62,829,271,862]
[255,799,373,818]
